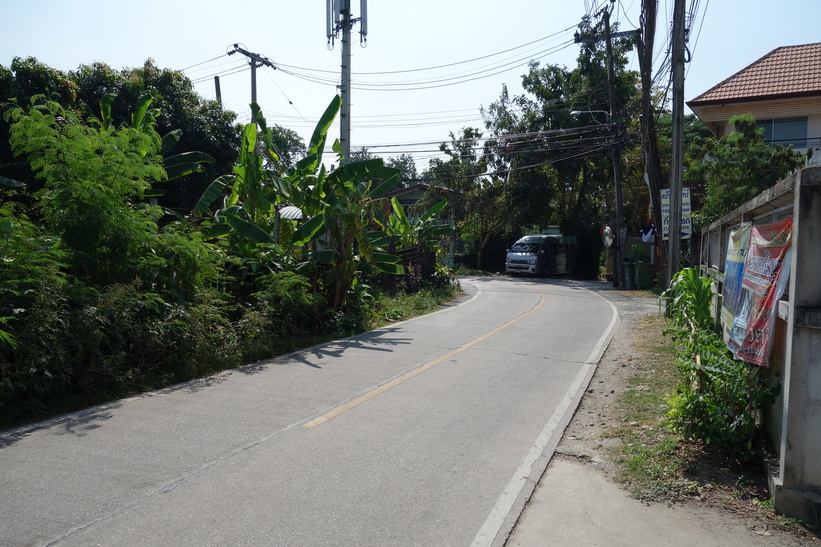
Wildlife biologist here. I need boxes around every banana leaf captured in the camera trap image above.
[164,151,215,180]
[132,94,157,132]
[161,129,183,155]
[373,252,400,264]
[224,211,274,244]
[290,214,325,246]
[375,261,405,275]
[305,96,342,169]
[419,199,448,222]
[194,175,234,213]
[98,93,117,131]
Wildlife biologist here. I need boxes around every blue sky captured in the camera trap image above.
[2,1,818,168]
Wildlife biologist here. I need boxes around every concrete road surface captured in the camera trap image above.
[0,277,618,546]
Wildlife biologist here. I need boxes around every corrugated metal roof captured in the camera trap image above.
[688,42,821,106]
[279,205,304,220]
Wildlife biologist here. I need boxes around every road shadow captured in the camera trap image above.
[238,327,413,374]
[0,402,122,449]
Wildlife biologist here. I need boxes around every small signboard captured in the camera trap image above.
[661,187,691,240]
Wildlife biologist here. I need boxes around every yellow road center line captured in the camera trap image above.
[302,292,547,429]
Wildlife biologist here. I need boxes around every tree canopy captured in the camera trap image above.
[0,57,305,212]
[684,113,807,223]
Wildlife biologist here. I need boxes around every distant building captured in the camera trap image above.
[688,42,821,162]
[384,183,432,217]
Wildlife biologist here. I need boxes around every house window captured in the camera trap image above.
[757,117,808,148]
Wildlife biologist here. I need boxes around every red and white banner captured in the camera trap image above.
[735,218,793,367]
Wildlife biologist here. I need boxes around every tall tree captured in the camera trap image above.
[421,128,510,269]
[386,153,418,184]
[1,57,245,212]
[481,14,640,277]
[685,113,807,223]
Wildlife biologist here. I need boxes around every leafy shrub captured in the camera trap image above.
[661,267,779,460]
[142,221,227,303]
[237,272,327,360]
[660,267,714,335]
[666,330,779,458]
[5,96,165,287]
[427,262,459,291]
[0,280,244,425]
[0,200,66,351]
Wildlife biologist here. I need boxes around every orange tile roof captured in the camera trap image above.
[688,42,821,106]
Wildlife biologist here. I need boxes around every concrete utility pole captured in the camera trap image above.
[214,76,222,107]
[637,0,669,282]
[604,7,626,289]
[327,0,367,165]
[576,3,638,289]
[227,44,278,111]
[340,0,352,163]
[667,0,686,285]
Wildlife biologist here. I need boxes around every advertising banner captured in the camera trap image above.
[735,217,793,367]
[720,222,752,353]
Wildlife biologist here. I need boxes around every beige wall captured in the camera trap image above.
[691,96,821,158]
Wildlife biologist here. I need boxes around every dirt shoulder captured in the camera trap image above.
[548,288,818,545]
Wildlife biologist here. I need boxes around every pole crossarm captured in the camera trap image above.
[574,29,640,43]
[227,44,278,70]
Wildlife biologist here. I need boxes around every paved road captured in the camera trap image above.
[0,277,618,546]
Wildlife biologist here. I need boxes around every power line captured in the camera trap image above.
[275,25,578,76]
[276,40,578,92]
[179,54,227,72]
[190,64,248,84]
[407,141,617,185]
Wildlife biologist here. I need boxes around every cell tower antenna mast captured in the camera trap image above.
[327,0,368,164]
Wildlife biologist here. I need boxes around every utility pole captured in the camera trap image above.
[667,0,686,285]
[227,44,278,110]
[214,76,222,107]
[604,6,626,290]
[575,2,638,289]
[340,0,352,163]
[327,0,368,164]
[637,0,668,282]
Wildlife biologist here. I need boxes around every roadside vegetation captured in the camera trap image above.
[0,88,457,431]
[608,292,818,540]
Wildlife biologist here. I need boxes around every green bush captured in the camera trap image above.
[6,98,163,283]
[0,280,244,424]
[661,267,779,460]
[0,94,461,429]
[237,272,327,360]
[666,330,779,458]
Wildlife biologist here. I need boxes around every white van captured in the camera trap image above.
[504,235,568,276]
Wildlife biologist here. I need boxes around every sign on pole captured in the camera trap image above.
[661,187,691,240]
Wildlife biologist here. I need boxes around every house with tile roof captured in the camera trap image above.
[687,42,821,162]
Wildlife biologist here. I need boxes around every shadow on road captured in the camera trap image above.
[0,402,123,448]
[239,327,413,374]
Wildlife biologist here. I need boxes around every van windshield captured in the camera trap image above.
[511,242,541,253]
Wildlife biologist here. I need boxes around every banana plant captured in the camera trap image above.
[195,104,280,243]
[381,197,453,251]
[194,96,405,309]
[272,96,405,309]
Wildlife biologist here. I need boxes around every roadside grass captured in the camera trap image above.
[611,312,820,540]
[609,313,701,504]
[453,267,494,277]
[370,284,461,327]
